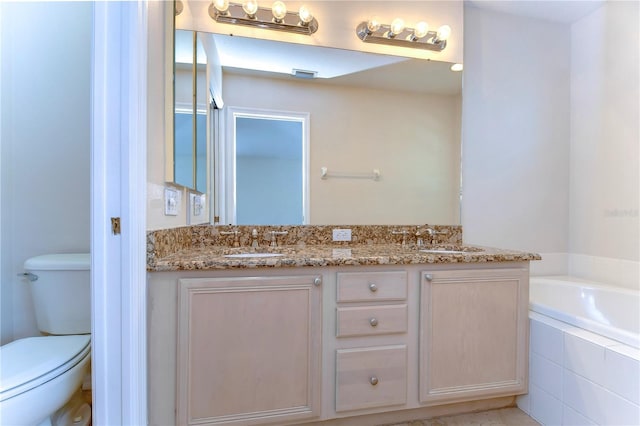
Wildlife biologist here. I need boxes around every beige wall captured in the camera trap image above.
[1,1,92,343]
[223,73,461,225]
[569,1,639,262]
[461,5,571,254]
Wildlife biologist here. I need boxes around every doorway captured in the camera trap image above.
[223,107,310,225]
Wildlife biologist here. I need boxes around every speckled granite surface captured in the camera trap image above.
[147,225,540,272]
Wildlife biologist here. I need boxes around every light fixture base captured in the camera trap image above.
[356,21,447,52]
[209,2,318,35]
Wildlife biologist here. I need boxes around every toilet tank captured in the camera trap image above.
[24,253,91,335]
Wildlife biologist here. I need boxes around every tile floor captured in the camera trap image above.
[382,407,540,426]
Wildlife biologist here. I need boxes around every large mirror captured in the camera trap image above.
[173,30,209,193]
[171,31,462,226]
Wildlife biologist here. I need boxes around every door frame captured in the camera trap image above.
[91,1,147,424]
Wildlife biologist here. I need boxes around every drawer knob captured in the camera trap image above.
[314,277,322,286]
[368,283,378,292]
[425,274,433,281]
[369,317,379,327]
[369,376,379,386]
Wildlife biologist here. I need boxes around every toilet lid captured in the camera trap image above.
[0,335,91,399]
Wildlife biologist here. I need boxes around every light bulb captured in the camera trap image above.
[450,63,463,72]
[298,5,313,24]
[436,24,451,41]
[389,18,405,36]
[367,16,381,33]
[272,1,287,21]
[242,0,258,17]
[413,21,429,39]
[213,0,229,13]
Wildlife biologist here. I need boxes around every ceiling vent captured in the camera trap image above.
[291,69,318,79]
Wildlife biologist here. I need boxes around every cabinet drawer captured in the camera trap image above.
[335,345,407,412]
[337,271,407,302]
[336,304,408,337]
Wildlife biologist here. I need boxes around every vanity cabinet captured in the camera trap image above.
[148,263,532,425]
[419,268,529,405]
[176,275,322,426]
[334,271,409,413]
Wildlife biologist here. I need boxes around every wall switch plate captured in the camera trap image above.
[332,228,352,242]
[187,193,207,225]
[164,188,179,216]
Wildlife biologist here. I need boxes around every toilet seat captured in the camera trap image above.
[0,335,91,402]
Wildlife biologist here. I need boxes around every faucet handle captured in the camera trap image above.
[391,230,409,247]
[269,230,288,247]
[251,229,259,248]
[415,226,424,248]
[220,229,241,247]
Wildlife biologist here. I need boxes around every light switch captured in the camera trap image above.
[164,188,179,216]
[188,194,205,225]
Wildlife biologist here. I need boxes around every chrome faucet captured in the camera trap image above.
[269,230,288,248]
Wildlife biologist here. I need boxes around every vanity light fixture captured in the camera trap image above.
[450,63,463,72]
[209,1,319,35]
[356,18,451,51]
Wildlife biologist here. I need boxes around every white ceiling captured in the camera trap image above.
[209,34,462,95]
[466,0,605,24]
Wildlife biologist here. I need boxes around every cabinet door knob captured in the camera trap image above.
[368,283,378,292]
[425,274,433,281]
[369,376,379,386]
[314,277,322,286]
[369,317,378,327]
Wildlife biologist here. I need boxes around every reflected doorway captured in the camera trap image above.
[223,107,310,224]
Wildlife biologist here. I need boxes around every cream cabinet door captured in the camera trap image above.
[419,268,529,405]
[176,275,322,425]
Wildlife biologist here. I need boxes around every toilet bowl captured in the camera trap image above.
[0,254,91,426]
[0,336,91,426]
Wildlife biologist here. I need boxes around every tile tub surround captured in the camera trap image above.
[518,312,640,426]
[146,225,540,271]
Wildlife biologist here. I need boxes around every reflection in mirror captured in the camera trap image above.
[173,31,462,225]
[228,108,309,225]
[173,30,208,193]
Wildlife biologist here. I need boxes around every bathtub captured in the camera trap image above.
[519,276,640,426]
[529,276,639,348]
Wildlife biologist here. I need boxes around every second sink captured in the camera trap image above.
[224,253,284,258]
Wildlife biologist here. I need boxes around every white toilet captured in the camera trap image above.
[0,254,92,426]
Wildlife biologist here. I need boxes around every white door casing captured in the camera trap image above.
[91,1,147,424]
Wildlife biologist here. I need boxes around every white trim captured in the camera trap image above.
[91,2,147,425]
[222,106,310,224]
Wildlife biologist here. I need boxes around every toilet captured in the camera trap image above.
[0,254,92,426]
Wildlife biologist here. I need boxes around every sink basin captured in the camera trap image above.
[419,249,469,254]
[223,253,284,258]
[419,248,482,255]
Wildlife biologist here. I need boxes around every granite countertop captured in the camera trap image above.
[148,243,541,272]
